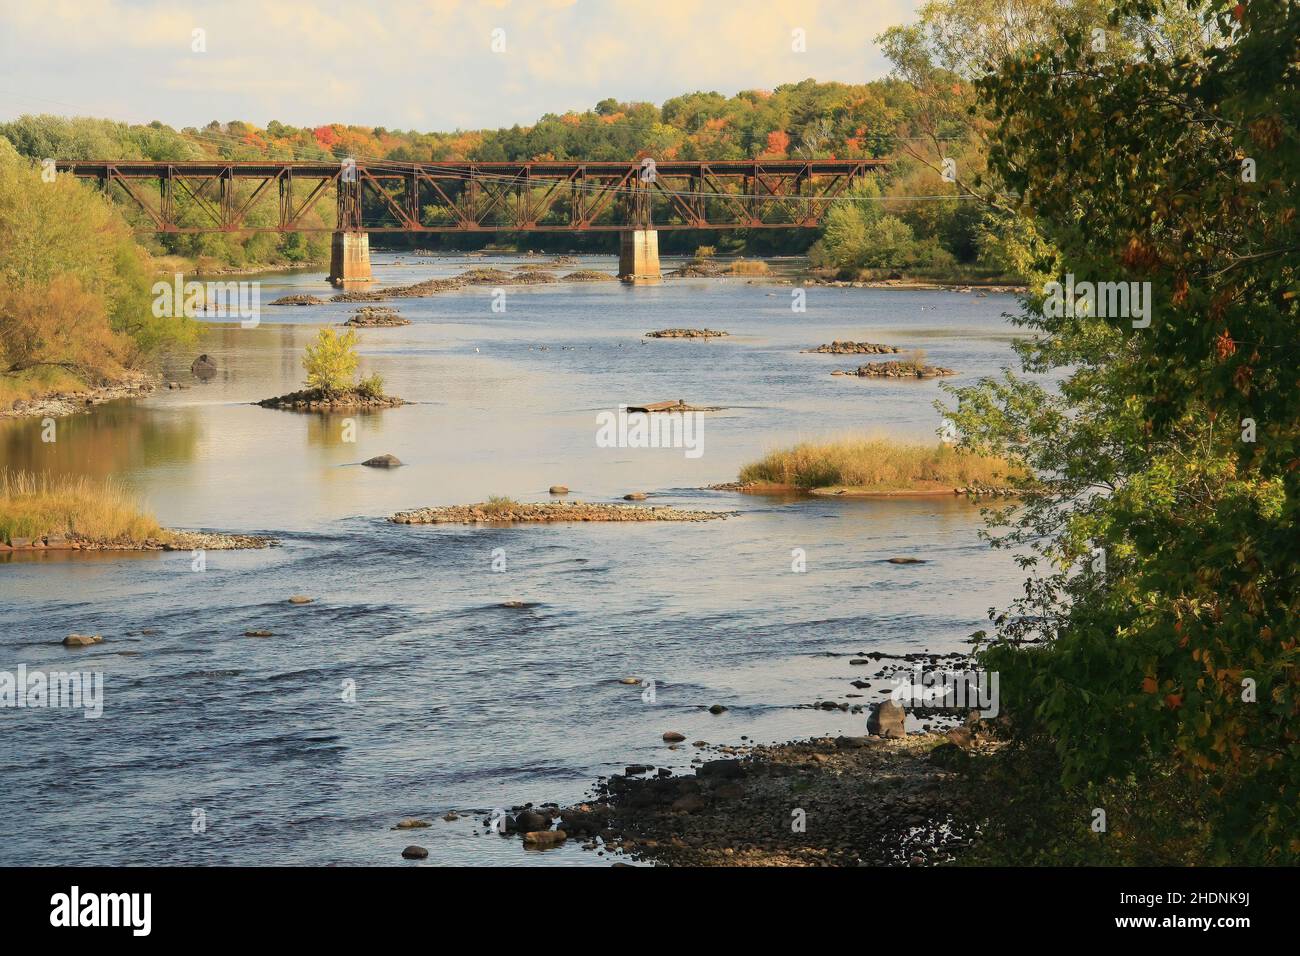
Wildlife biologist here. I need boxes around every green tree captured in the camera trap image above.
[302,327,360,396]
[944,0,1300,863]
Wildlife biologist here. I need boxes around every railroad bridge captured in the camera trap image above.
[56,158,884,285]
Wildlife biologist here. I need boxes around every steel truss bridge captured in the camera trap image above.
[54,158,885,234]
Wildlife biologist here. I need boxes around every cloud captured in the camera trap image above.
[0,0,917,129]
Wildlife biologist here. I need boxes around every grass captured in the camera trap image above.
[0,469,164,545]
[481,496,520,515]
[0,367,90,406]
[737,437,1020,492]
[730,259,770,276]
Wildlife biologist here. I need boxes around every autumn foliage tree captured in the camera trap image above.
[945,0,1299,862]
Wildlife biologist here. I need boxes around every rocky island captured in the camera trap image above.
[835,360,957,379]
[391,500,731,524]
[645,328,729,339]
[804,341,902,354]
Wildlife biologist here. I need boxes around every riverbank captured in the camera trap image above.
[0,371,159,420]
[482,727,989,866]
[0,470,275,552]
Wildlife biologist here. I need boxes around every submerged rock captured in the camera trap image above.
[361,454,403,468]
[62,634,103,647]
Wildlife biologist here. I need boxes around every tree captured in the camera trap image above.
[302,328,359,396]
[944,0,1300,862]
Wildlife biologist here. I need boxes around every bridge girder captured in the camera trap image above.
[54,159,886,234]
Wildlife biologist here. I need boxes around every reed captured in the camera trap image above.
[738,437,1019,491]
[0,469,163,544]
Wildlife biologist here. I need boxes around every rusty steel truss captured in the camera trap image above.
[54,159,885,233]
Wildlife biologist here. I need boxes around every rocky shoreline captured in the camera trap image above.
[390,501,732,524]
[1,530,277,553]
[1,373,159,421]
[469,724,991,866]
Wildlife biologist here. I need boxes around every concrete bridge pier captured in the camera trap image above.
[328,231,373,287]
[618,229,661,284]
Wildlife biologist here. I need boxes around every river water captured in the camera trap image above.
[0,253,1028,865]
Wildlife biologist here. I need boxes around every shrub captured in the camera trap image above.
[302,327,358,396]
[357,372,385,399]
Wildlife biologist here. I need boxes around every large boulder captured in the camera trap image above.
[866,700,906,739]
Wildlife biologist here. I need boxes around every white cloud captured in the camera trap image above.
[0,0,917,129]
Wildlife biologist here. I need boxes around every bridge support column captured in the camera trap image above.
[328,231,373,287]
[618,229,660,284]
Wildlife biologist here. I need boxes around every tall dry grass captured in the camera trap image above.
[0,469,162,544]
[738,437,1019,491]
[730,259,770,276]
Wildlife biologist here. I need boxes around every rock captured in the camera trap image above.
[707,704,727,715]
[887,557,926,564]
[522,829,567,847]
[288,595,313,604]
[560,809,607,835]
[834,735,875,749]
[623,492,647,501]
[691,740,709,748]
[618,677,640,685]
[850,658,870,665]
[514,809,548,832]
[62,634,103,647]
[662,731,686,742]
[929,742,970,770]
[243,630,273,637]
[361,454,402,468]
[400,845,429,859]
[625,764,652,776]
[946,726,974,750]
[190,354,218,379]
[698,759,744,780]
[442,812,459,822]
[548,485,569,495]
[394,819,431,830]
[670,793,707,813]
[867,700,907,739]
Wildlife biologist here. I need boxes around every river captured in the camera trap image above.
[0,252,1029,865]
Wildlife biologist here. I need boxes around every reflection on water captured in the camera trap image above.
[0,253,1031,866]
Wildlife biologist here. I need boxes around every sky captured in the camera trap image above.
[0,0,919,132]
